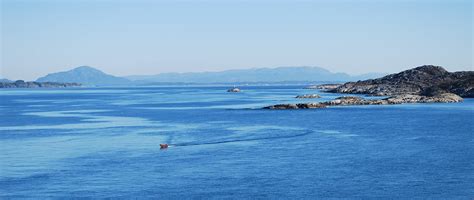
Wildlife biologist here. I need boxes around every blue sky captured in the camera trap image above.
[1,0,472,80]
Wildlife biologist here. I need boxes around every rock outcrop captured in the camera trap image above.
[295,94,321,98]
[263,93,463,109]
[0,80,81,88]
[386,93,463,104]
[329,65,474,98]
[305,84,342,90]
[227,87,241,92]
[264,103,327,109]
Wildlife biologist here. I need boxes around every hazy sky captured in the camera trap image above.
[1,0,472,80]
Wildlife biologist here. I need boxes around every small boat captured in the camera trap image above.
[160,144,169,149]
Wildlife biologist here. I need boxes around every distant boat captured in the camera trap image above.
[227,87,241,92]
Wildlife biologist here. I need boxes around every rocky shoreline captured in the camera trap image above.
[0,80,81,88]
[264,93,463,109]
[264,65,471,109]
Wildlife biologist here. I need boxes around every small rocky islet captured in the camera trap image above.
[295,94,321,98]
[304,83,342,90]
[265,65,472,109]
[227,87,241,92]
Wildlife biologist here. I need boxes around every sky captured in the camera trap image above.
[1,0,472,80]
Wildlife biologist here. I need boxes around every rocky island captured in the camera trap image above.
[304,83,342,90]
[295,94,321,98]
[329,65,473,98]
[227,87,241,92]
[0,80,81,88]
[265,65,472,109]
[264,94,463,109]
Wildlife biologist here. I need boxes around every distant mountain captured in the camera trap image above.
[35,66,385,86]
[0,78,13,83]
[37,66,131,86]
[126,66,384,83]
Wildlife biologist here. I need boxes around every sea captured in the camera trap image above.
[1,86,473,198]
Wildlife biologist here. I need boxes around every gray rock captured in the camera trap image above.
[227,88,241,92]
[263,103,327,109]
[384,93,463,104]
[264,93,463,109]
[305,84,342,90]
[296,94,321,98]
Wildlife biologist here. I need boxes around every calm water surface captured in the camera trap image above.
[1,86,473,198]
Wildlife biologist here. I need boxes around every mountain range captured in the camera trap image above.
[35,66,384,86]
[126,67,383,84]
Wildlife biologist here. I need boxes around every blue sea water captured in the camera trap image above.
[0,86,473,199]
